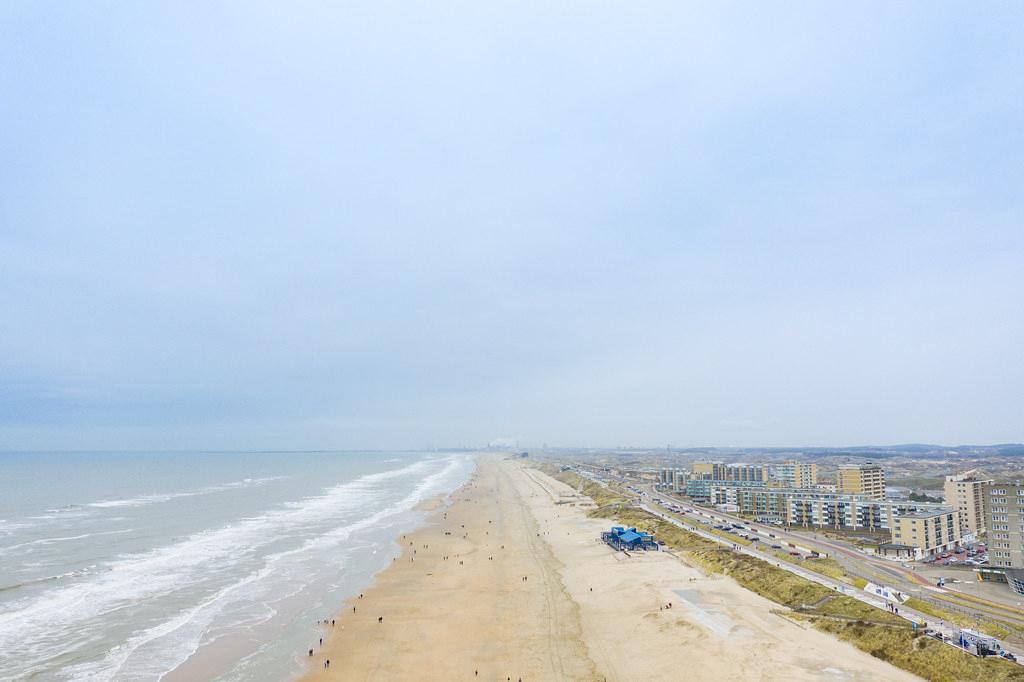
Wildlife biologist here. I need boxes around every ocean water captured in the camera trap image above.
[0,450,475,681]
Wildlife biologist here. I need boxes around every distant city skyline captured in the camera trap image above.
[1,3,1022,451]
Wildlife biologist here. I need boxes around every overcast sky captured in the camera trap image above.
[1,2,1022,451]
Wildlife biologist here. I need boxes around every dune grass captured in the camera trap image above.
[813,619,1024,682]
[904,597,1013,639]
[538,466,628,509]
[770,549,848,580]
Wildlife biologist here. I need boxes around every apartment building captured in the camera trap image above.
[658,468,688,492]
[703,483,955,540]
[715,486,790,522]
[984,481,1024,595]
[838,462,886,500]
[689,462,769,482]
[944,470,993,537]
[772,460,818,488]
[712,463,768,482]
[891,508,962,560]
[686,478,766,503]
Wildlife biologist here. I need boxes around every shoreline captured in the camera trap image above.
[300,455,918,681]
[301,454,597,680]
[292,484,474,679]
[162,458,476,682]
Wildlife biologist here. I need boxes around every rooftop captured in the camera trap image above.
[897,507,955,519]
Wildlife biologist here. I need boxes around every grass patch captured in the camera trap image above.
[771,550,847,580]
[813,619,1024,682]
[535,465,628,509]
[803,557,847,580]
[905,597,1013,639]
[889,475,948,490]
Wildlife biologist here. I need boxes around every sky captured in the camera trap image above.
[1,2,1022,451]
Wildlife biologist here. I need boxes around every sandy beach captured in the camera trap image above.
[303,455,920,681]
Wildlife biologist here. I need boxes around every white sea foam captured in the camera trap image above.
[0,519,32,537]
[62,456,468,681]
[86,477,286,509]
[0,455,471,682]
[0,529,134,556]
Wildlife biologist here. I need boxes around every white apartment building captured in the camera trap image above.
[944,470,993,537]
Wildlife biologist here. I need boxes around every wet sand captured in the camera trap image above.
[303,455,920,681]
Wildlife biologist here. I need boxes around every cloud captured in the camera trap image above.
[0,2,1021,449]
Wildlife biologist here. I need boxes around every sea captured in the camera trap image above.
[0,450,476,681]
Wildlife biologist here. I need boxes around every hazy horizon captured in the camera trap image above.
[2,441,1023,455]
[2,3,1022,451]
